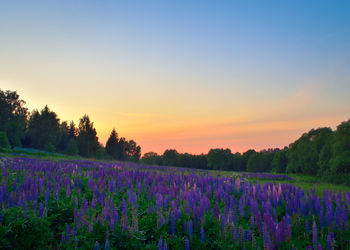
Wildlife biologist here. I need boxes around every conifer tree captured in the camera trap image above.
[105,128,119,159]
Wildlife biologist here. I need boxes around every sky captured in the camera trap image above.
[0,1,350,154]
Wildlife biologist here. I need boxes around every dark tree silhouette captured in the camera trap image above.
[27,105,60,151]
[125,139,141,162]
[0,89,28,147]
[68,121,78,140]
[207,148,232,171]
[105,128,119,160]
[162,149,179,166]
[76,115,99,157]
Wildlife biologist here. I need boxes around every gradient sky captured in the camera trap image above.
[1,1,350,154]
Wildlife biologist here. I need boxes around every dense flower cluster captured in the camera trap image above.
[0,157,349,249]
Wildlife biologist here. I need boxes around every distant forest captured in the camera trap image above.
[0,89,141,161]
[1,89,349,185]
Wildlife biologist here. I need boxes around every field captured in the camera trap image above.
[0,156,349,249]
[212,171,350,197]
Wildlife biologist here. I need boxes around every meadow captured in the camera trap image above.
[0,156,349,249]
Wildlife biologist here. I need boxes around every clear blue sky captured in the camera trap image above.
[1,1,349,154]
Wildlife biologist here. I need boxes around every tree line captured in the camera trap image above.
[0,89,141,161]
[141,123,350,185]
[1,88,349,185]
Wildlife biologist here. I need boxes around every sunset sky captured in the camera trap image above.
[1,1,350,154]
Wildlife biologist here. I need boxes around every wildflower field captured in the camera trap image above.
[0,157,349,249]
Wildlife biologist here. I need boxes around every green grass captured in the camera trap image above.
[209,170,350,196]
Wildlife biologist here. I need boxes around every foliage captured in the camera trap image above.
[105,128,119,160]
[0,132,10,149]
[141,152,163,165]
[0,89,27,147]
[286,128,332,175]
[27,106,61,150]
[162,149,179,166]
[44,142,56,153]
[124,139,141,162]
[247,151,274,172]
[76,115,99,157]
[271,150,288,173]
[64,139,79,156]
[207,148,232,170]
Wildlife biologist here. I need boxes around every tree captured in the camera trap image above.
[247,151,274,173]
[27,106,61,150]
[231,153,245,171]
[56,121,70,152]
[142,152,163,165]
[117,137,127,160]
[105,128,119,160]
[318,141,333,175]
[329,120,350,174]
[68,121,77,140]
[240,149,256,172]
[286,127,332,175]
[177,153,193,169]
[125,139,141,162]
[162,149,179,166]
[271,150,287,173]
[65,139,79,155]
[0,89,28,147]
[0,131,10,149]
[76,115,99,157]
[95,143,105,160]
[207,148,232,171]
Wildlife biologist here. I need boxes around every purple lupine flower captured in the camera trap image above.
[158,237,163,250]
[312,220,317,250]
[65,224,70,242]
[188,220,193,237]
[305,220,309,233]
[39,202,44,218]
[121,198,127,214]
[184,237,190,250]
[245,229,251,242]
[163,240,167,250]
[105,239,110,250]
[256,211,262,232]
[327,233,333,250]
[61,232,66,244]
[44,189,49,207]
[171,212,176,235]
[200,226,205,243]
[94,241,100,250]
[250,215,255,228]
[71,226,76,238]
[55,190,59,203]
[264,233,272,250]
[66,185,71,197]
[215,202,219,220]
